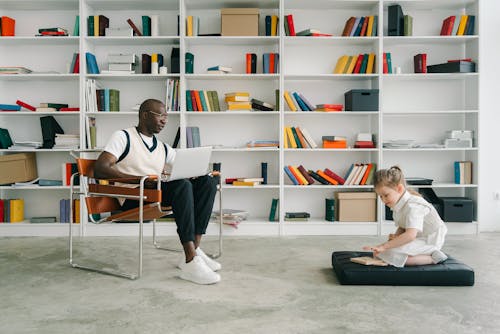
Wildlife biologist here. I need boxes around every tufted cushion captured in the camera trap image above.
[332,251,474,286]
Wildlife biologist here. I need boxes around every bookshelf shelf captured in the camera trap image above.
[0,0,480,236]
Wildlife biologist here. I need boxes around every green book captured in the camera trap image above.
[87,15,94,36]
[404,15,413,36]
[73,15,79,36]
[290,127,302,148]
[211,91,221,111]
[142,16,151,36]
[269,198,279,222]
[186,90,193,111]
[275,89,279,111]
[325,198,335,222]
[109,89,120,111]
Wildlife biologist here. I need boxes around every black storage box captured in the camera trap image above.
[344,89,379,111]
[427,61,476,73]
[439,197,473,222]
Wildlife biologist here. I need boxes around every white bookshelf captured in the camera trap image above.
[0,0,479,236]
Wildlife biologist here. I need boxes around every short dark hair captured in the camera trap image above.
[139,99,164,114]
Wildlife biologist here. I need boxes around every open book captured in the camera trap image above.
[350,256,388,266]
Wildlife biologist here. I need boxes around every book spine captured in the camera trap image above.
[261,162,268,184]
[127,18,142,36]
[268,198,278,221]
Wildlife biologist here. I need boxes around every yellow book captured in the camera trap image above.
[285,127,297,148]
[334,55,349,74]
[227,103,252,110]
[224,92,250,97]
[283,129,289,148]
[74,199,80,224]
[457,15,468,35]
[342,56,354,73]
[345,55,358,74]
[290,166,309,185]
[283,91,297,111]
[187,16,193,36]
[366,53,375,74]
[10,198,24,223]
[94,15,99,37]
[366,16,374,37]
[271,15,278,36]
[152,53,158,63]
[225,95,250,102]
[233,181,257,186]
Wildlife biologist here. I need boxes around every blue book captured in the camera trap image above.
[372,15,378,36]
[191,126,200,147]
[85,52,100,74]
[454,161,461,184]
[263,53,270,73]
[284,166,299,185]
[104,88,110,111]
[265,15,271,36]
[354,16,365,36]
[386,52,393,74]
[198,90,208,111]
[186,126,193,148]
[292,92,309,111]
[0,104,21,111]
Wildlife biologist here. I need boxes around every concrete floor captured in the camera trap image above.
[0,233,499,334]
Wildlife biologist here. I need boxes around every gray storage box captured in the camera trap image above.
[439,197,473,222]
[345,89,379,111]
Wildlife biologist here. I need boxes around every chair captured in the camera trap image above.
[69,156,223,280]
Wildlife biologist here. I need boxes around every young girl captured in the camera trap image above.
[363,166,448,267]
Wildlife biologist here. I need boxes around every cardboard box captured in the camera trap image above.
[221,8,259,36]
[0,153,38,185]
[336,192,377,222]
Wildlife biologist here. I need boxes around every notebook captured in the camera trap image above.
[166,146,212,181]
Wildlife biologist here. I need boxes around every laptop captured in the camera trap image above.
[166,146,212,181]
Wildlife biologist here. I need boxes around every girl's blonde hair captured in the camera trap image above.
[374,165,420,196]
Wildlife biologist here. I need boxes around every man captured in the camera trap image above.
[94,98,221,284]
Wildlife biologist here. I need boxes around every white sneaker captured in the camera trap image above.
[179,256,220,285]
[196,247,222,272]
[431,250,448,264]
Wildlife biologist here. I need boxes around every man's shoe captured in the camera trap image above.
[431,250,448,264]
[196,247,222,272]
[179,256,220,285]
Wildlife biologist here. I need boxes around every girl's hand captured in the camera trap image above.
[363,245,387,257]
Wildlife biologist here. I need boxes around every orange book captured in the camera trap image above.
[295,127,309,148]
[1,16,15,36]
[316,170,339,185]
[289,166,308,185]
[359,16,368,36]
[323,140,347,149]
[360,163,373,185]
[193,90,203,111]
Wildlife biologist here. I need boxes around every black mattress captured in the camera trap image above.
[332,251,474,286]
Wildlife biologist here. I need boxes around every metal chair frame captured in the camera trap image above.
[69,155,223,280]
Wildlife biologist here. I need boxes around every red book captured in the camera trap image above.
[72,54,80,73]
[414,53,427,73]
[383,53,388,74]
[127,18,142,36]
[225,178,237,184]
[0,199,4,222]
[1,16,15,36]
[40,31,67,36]
[359,16,368,36]
[246,53,252,74]
[445,16,456,36]
[15,100,36,111]
[65,163,72,186]
[323,168,345,185]
[190,90,198,111]
[269,53,275,74]
[353,54,364,74]
[286,15,296,36]
[311,33,333,37]
[354,141,375,148]
[297,165,315,185]
[448,58,472,63]
[59,107,80,112]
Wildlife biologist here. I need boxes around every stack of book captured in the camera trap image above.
[263,53,279,73]
[354,133,375,148]
[284,212,310,221]
[15,100,76,112]
[341,16,378,36]
[251,98,275,111]
[454,161,472,184]
[315,104,343,112]
[37,27,68,37]
[0,198,24,223]
[322,136,347,149]
[211,209,248,228]
[296,29,332,37]
[283,165,347,186]
[284,126,317,149]
[343,163,376,185]
[265,15,279,36]
[283,91,315,111]
[53,134,79,149]
[440,15,475,36]
[225,92,251,111]
[8,141,42,150]
[0,67,32,74]
[186,90,220,111]
[226,177,264,186]
[333,54,376,74]
[104,53,137,74]
[207,65,232,74]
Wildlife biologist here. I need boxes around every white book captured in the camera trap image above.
[357,133,373,141]
[299,127,318,148]
[345,164,360,185]
[353,164,368,185]
[150,14,159,36]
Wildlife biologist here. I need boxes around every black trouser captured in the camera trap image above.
[123,175,218,243]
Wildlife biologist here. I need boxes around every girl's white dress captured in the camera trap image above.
[377,191,448,267]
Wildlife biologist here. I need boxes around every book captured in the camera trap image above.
[324,168,345,185]
[413,53,427,73]
[261,162,268,184]
[85,52,100,74]
[325,198,335,222]
[1,16,15,36]
[284,166,299,185]
[269,198,279,221]
[142,16,151,36]
[127,18,142,36]
[251,98,274,111]
[285,15,296,36]
[30,216,56,223]
[403,15,413,36]
[10,198,24,223]
[0,104,21,111]
[207,65,232,73]
[232,181,259,186]
[342,17,356,36]
[297,165,315,185]
[299,127,317,148]
[16,100,36,111]
[246,53,257,74]
[285,212,310,219]
[350,256,388,266]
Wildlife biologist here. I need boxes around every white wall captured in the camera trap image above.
[479,0,500,231]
